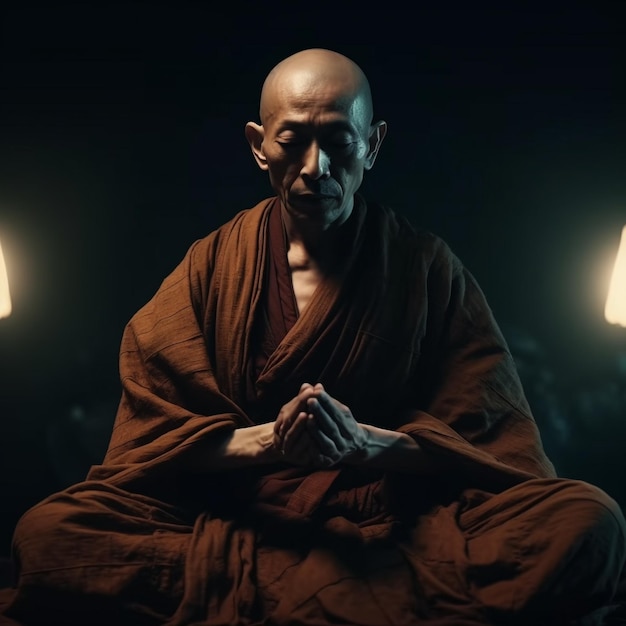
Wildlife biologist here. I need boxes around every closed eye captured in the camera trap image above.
[277,139,306,147]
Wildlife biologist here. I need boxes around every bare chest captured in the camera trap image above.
[287,247,323,315]
[291,268,323,315]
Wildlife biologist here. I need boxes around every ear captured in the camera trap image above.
[245,122,268,171]
[364,120,387,171]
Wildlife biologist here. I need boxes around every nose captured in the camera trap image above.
[301,142,330,180]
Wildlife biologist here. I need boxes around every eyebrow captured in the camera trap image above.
[276,120,357,133]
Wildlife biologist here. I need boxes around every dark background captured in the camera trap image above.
[1,2,625,558]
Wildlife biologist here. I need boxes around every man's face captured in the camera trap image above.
[259,75,375,230]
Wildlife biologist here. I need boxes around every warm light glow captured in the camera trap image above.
[605,225,626,327]
[0,238,12,319]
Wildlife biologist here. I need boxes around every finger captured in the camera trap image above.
[280,410,338,465]
[288,416,317,460]
[297,384,318,406]
[282,411,310,452]
[280,386,317,438]
[305,408,341,459]
[274,395,300,438]
[314,391,353,437]
[283,415,332,467]
[275,386,316,439]
[307,396,343,442]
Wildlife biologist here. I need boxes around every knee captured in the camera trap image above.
[510,477,626,571]
[546,479,626,582]
[12,494,91,575]
[553,479,625,530]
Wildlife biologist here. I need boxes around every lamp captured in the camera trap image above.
[605,225,626,328]
[0,238,12,319]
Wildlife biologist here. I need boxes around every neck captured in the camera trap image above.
[279,200,353,263]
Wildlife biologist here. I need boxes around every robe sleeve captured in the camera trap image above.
[397,240,556,486]
[86,236,248,487]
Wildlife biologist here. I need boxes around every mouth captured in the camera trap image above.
[290,192,338,205]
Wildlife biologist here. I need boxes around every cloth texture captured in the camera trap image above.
[1,196,624,625]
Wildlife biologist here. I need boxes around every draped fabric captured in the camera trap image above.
[94,195,556,486]
[1,196,624,625]
[245,199,299,414]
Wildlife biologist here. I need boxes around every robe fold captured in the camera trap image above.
[1,195,625,625]
[94,195,555,487]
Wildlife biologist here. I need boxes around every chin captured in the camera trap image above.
[291,194,344,212]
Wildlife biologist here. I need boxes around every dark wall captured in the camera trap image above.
[1,2,625,556]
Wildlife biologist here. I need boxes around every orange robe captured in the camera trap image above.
[1,196,624,625]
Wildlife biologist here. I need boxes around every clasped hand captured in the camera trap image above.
[273,383,367,468]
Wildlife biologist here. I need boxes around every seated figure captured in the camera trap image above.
[1,48,625,626]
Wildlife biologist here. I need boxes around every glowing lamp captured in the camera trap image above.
[0,238,11,319]
[605,225,626,327]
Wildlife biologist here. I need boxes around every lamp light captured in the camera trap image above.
[605,225,626,328]
[0,238,12,319]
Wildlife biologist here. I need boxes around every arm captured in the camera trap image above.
[183,386,440,474]
[182,422,283,471]
[351,423,442,473]
[274,383,445,474]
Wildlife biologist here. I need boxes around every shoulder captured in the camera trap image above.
[186,197,277,263]
[363,199,463,273]
[129,197,277,319]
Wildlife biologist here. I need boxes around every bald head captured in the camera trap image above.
[259,48,374,131]
[245,48,387,235]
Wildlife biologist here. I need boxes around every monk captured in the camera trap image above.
[0,48,624,626]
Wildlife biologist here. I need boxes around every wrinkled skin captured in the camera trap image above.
[245,48,387,244]
[274,383,368,468]
[246,49,388,463]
